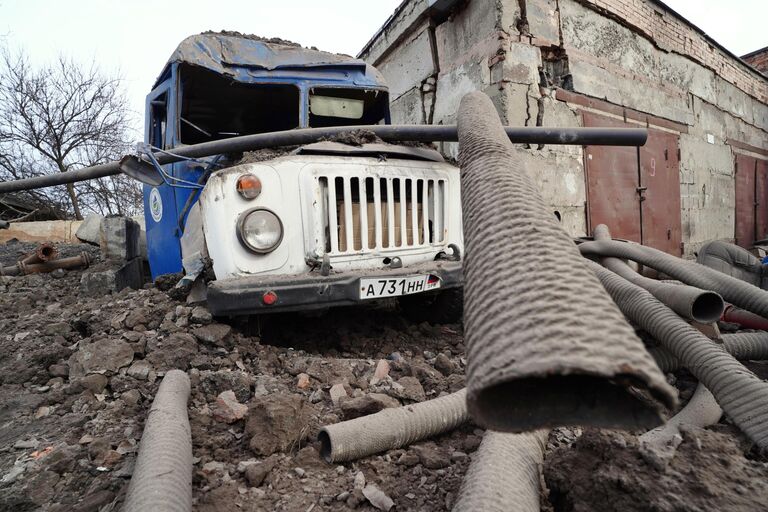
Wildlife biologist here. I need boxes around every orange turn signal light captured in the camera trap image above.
[236,174,262,199]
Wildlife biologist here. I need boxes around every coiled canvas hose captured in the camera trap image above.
[457,91,674,431]
[586,260,768,449]
[123,370,192,512]
[650,331,768,372]
[580,239,768,319]
[640,383,722,451]
[452,430,548,512]
[591,225,724,323]
[318,389,468,463]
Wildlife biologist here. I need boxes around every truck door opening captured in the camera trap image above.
[178,65,300,145]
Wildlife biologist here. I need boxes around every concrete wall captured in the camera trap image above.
[360,0,768,256]
[0,220,84,244]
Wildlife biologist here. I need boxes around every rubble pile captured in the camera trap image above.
[1,241,768,511]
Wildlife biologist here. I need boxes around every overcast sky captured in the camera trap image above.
[0,0,765,138]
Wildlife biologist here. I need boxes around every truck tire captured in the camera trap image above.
[399,288,463,325]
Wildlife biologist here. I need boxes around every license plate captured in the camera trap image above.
[360,274,441,300]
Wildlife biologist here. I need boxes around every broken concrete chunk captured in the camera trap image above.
[362,484,394,511]
[190,306,213,324]
[126,360,151,381]
[392,376,426,402]
[213,390,249,424]
[68,338,134,378]
[100,217,140,262]
[353,470,366,490]
[329,383,347,405]
[193,323,232,346]
[75,214,103,245]
[370,359,390,385]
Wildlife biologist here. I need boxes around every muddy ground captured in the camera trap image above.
[1,240,768,511]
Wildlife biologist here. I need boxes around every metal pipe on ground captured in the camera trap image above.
[20,242,59,265]
[456,91,674,432]
[579,239,768,320]
[1,252,91,276]
[721,305,768,330]
[586,259,768,449]
[650,331,768,373]
[452,430,548,512]
[123,369,192,512]
[591,225,724,323]
[0,125,647,193]
[318,389,468,463]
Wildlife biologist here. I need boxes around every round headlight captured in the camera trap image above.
[237,208,283,254]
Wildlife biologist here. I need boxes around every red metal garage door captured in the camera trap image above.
[639,128,682,255]
[734,153,768,248]
[583,112,641,243]
[583,112,682,255]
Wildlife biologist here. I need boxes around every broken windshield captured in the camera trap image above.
[178,65,301,145]
[308,87,388,127]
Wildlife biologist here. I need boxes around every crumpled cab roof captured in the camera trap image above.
[154,32,387,88]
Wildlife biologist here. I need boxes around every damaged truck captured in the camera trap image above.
[134,32,464,319]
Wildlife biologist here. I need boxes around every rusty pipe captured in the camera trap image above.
[721,304,768,330]
[20,242,59,265]
[2,252,91,276]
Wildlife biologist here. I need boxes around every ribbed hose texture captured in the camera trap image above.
[591,225,724,323]
[580,239,768,319]
[640,383,722,450]
[650,332,768,372]
[587,260,768,449]
[452,430,548,512]
[123,370,192,512]
[318,389,468,463]
[457,92,674,431]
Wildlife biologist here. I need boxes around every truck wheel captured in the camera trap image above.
[398,288,463,325]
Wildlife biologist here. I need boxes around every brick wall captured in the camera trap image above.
[743,48,768,75]
[577,0,767,103]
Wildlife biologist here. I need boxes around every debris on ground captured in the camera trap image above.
[2,241,768,511]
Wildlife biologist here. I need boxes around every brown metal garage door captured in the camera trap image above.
[734,153,768,248]
[583,112,682,255]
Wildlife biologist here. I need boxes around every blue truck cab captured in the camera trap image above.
[143,32,391,278]
[139,32,464,317]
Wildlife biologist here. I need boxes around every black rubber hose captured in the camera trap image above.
[580,239,768,320]
[650,331,768,372]
[457,91,674,432]
[591,225,724,323]
[0,125,647,193]
[586,259,768,449]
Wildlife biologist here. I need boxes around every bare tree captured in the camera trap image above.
[0,46,140,219]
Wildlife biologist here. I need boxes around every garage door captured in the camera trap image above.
[583,112,682,255]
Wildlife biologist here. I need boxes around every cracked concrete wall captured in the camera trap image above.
[361,0,767,249]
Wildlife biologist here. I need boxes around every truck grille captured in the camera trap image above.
[316,175,447,255]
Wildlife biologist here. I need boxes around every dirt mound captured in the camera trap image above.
[544,427,768,512]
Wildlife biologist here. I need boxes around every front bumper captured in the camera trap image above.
[207,261,463,315]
